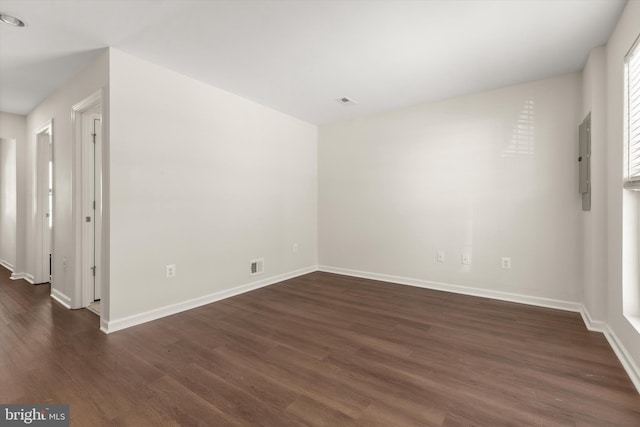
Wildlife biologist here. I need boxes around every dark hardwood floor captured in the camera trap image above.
[1,267,639,426]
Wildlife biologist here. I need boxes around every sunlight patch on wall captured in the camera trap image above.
[503,97,536,158]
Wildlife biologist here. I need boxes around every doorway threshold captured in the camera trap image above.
[86,300,100,316]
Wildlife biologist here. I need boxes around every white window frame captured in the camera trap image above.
[624,34,640,190]
[623,33,640,335]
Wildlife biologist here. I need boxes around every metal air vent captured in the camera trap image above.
[250,258,264,276]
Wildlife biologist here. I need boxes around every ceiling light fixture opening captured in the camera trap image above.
[337,97,357,106]
[0,13,25,27]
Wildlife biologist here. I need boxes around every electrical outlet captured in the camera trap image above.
[461,254,471,265]
[501,257,512,269]
[293,243,299,253]
[166,264,176,278]
[437,251,445,262]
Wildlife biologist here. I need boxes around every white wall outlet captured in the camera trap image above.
[461,254,471,265]
[437,251,445,262]
[293,243,299,253]
[501,257,512,269]
[166,264,176,278]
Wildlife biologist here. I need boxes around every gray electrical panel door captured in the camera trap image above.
[578,113,591,211]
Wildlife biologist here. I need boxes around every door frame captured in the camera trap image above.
[33,119,53,285]
[71,90,103,309]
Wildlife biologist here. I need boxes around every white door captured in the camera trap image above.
[35,123,53,284]
[93,115,101,300]
[82,110,101,301]
[73,91,103,310]
[45,140,52,281]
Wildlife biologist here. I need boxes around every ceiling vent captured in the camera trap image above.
[337,97,357,106]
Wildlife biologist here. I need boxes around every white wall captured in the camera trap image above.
[581,46,608,323]
[0,112,26,276]
[26,51,109,303]
[0,138,16,270]
[107,49,317,325]
[605,0,640,380]
[319,73,582,304]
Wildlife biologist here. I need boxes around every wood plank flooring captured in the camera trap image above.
[1,267,639,426]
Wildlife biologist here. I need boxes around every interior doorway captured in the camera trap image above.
[72,91,102,313]
[83,108,101,313]
[34,120,53,285]
[0,138,16,274]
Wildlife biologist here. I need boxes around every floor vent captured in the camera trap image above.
[250,258,264,276]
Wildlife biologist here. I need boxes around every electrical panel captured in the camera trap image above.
[578,113,591,211]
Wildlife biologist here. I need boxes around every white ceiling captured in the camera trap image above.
[0,0,627,124]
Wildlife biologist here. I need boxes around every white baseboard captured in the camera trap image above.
[10,272,34,284]
[102,265,318,334]
[318,265,582,313]
[50,288,72,309]
[579,305,608,333]
[603,326,640,394]
[580,306,639,393]
[319,265,640,395]
[0,259,14,272]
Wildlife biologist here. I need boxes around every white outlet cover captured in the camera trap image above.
[437,251,445,262]
[501,257,512,269]
[462,254,471,265]
[166,264,176,277]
